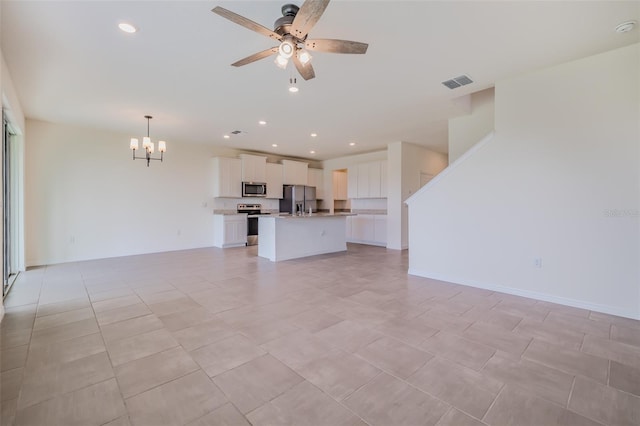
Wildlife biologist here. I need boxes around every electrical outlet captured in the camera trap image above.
[534,257,542,268]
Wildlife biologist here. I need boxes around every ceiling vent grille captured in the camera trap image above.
[230,130,243,135]
[442,75,473,89]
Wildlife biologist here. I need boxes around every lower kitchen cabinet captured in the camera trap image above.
[213,214,247,248]
[347,214,386,246]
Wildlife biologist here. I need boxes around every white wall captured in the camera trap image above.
[25,120,229,265]
[448,88,495,163]
[24,120,326,265]
[2,50,25,133]
[388,142,448,250]
[407,44,640,319]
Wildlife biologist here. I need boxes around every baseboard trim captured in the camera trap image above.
[408,268,640,320]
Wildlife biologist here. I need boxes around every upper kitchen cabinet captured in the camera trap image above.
[240,154,267,183]
[333,171,348,200]
[380,160,387,197]
[307,168,324,199]
[349,160,388,199]
[212,157,242,198]
[266,163,284,199]
[281,160,308,186]
[347,166,358,199]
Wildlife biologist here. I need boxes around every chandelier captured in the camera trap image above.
[129,115,166,167]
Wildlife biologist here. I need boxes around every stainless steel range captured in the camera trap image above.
[237,204,270,246]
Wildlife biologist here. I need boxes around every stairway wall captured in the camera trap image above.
[407,44,640,319]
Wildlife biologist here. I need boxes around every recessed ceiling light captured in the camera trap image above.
[310,150,316,154]
[118,22,137,33]
[615,20,637,33]
[349,142,356,146]
[272,144,278,147]
[259,120,267,125]
[310,133,317,137]
[223,135,230,139]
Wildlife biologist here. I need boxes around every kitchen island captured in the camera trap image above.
[258,213,351,262]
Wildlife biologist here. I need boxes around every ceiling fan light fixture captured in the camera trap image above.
[298,49,312,65]
[279,40,295,59]
[275,54,289,69]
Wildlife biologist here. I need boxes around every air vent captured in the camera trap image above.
[230,130,243,135]
[442,75,474,90]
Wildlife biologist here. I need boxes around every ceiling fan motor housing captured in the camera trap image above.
[274,4,300,36]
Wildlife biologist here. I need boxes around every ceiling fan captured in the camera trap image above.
[212,0,368,80]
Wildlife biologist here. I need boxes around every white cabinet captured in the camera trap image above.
[240,154,267,183]
[368,162,382,198]
[307,168,324,199]
[333,171,348,200]
[357,163,370,198]
[213,214,247,248]
[349,160,388,199]
[347,166,358,199]
[351,214,374,242]
[347,214,386,247]
[212,157,242,198]
[281,160,308,185]
[266,163,283,199]
[380,161,387,197]
[374,214,387,245]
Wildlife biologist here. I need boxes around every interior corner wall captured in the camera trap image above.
[448,87,495,164]
[408,43,640,319]
[25,120,222,266]
[1,50,25,133]
[387,142,447,250]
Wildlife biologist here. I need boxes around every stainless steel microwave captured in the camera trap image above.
[242,182,267,197]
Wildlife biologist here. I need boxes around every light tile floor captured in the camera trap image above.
[1,244,640,426]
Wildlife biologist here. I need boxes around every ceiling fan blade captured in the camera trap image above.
[231,47,279,67]
[293,54,316,80]
[290,0,330,40]
[305,39,368,54]
[212,6,282,41]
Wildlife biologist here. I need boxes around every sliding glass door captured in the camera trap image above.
[2,112,18,298]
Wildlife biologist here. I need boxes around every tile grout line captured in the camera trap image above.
[481,382,507,422]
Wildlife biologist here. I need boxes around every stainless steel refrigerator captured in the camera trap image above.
[280,185,317,214]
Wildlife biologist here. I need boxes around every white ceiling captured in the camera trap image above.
[2,1,638,160]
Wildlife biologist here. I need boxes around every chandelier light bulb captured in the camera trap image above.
[158,141,166,153]
[142,136,151,149]
[130,138,139,150]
